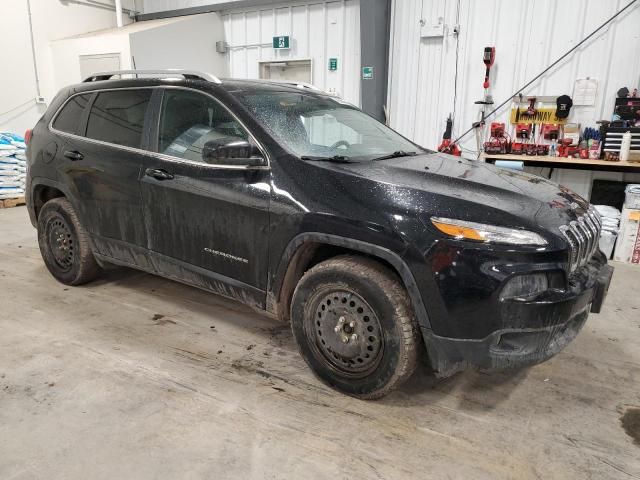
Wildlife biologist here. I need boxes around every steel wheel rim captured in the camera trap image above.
[47,217,74,272]
[308,288,384,376]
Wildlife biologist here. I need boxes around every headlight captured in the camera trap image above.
[431,217,548,246]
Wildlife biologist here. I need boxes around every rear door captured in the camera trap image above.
[140,88,271,305]
[55,88,153,258]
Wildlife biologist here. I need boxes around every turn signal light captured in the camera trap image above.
[431,217,548,246]
[431,220,484,241]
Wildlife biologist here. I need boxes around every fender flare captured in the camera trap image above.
[269,232,432,330]
[29,177,82,226]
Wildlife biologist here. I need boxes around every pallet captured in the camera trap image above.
[0,196,26,209]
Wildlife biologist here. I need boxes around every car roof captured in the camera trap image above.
[69,76,331,98]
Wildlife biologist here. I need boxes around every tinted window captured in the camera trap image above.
[86,89,152,148]
[52,94,91,134]
[158,90,248,163]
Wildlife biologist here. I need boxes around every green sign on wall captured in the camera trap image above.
[329,58,338,71]
[273,36,290,49]
[362,66,374,79]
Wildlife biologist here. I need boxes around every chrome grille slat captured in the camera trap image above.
[560,207,602,272]
[584,215,598,256]
[577,217,593,264]
[559,225,578,268]
[570,221,585,266]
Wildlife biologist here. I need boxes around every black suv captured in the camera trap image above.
[26,70,613,399]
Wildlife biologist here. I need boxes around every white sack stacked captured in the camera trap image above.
[0,133,27,199]
[594,204,621,259]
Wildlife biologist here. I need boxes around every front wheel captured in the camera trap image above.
[37,197,100,285]
[290,255,419,399]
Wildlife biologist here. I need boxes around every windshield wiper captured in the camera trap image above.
[370,150,418,161]
[300,155,354,163]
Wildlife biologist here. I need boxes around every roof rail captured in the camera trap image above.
[83,69,222,84]
[254,79,323,92]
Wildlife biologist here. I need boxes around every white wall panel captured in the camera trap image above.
[0,0,133,134]
[221,1,361,106]
[388,0,640,198]
[129,14,229,76]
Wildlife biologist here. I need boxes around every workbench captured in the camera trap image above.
[480,153,640,173]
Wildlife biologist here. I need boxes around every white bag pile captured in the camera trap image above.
[0,132,27,200]
[594,204,621,259]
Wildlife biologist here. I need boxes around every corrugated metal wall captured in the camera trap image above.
[388,0,640,197]
[221,1,361,106]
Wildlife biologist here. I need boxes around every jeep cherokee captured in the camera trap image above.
[25,70,613,399]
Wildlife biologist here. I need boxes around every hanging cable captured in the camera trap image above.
[452,0,639,147]
[451,0,461,121]
[26,0,41,99]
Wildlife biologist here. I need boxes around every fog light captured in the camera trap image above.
[500,273,548,300]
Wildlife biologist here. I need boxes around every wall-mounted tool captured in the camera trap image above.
[483,47,496,89]
[476,47,496,154]
[542,124,560,140]
[484,122,510,154]
[490,122,505,137]
[526,97,537,117]
[437,115,462,156]
[542,124,560,156]
[516,123,532,140]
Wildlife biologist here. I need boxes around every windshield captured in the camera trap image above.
[235,91,424,160]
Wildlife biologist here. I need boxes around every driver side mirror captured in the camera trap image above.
[202,138,266,167]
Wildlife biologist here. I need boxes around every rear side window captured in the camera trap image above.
[86,89,152,149]
[52,94,91,134]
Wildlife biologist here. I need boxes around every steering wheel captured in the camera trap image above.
[330,140,351,149]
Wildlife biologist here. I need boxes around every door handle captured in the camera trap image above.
[63,150,84,161]
[145,168,174,181]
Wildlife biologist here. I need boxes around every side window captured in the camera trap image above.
[52,94,91,135]
[86,89,152,149]
[158,90,249,164]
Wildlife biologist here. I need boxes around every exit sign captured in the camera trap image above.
[273,36,290,49]
[329,58,338,71]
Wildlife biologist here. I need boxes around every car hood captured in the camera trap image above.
[320,153,590,232]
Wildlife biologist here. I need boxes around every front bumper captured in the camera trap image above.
[422,260,614,377]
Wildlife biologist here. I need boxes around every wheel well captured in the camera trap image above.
[276,241,402,322]
[33,185,65,219]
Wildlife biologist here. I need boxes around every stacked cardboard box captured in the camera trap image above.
[613,185,640,265]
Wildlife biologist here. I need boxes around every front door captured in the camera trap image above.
[140,88,271,306]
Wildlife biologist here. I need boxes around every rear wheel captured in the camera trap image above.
[290,255,419,399]
[37,197,100,285]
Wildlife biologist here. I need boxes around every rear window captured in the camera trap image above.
[86,89,152,149]
[52,94,91,135]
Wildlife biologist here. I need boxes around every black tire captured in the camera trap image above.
[290,255,419,399]
[37,197,100,285]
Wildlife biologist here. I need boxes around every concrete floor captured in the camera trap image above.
[1,205,639,480]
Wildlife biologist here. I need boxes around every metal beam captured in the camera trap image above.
[135,0,285,21]
[359,0,391,122]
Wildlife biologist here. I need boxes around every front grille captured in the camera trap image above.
[559,207,602,272]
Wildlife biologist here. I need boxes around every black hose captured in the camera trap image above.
[452,0,639,147]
